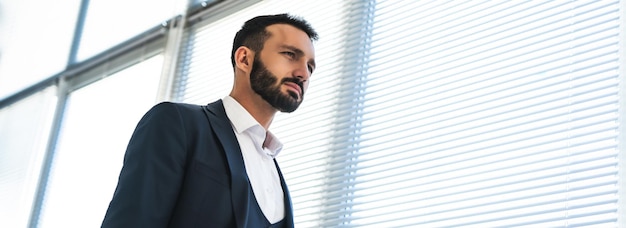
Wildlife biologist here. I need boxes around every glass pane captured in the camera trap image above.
[0,86,57,228]
[0,0,80,99]
[37,55,163,228]
[76,0,183,61]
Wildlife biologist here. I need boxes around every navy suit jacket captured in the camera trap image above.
[101,100,294,228]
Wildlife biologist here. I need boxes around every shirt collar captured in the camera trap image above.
[222,96,283,157]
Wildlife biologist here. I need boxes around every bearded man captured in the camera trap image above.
[101,14,318,228]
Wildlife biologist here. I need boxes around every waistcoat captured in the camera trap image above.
[248,186,287,228]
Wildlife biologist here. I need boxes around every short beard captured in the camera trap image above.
[250,57,304,113]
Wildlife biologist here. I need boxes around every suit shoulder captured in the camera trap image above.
[149,101,204,113]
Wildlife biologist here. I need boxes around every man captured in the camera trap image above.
[101,14,318,227]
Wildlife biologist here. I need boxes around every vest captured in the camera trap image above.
[248,186,287,228]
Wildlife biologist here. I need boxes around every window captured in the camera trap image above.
[174,0,622,227]
[76,0,181,61]
[0,0,623,227]
[174,1,363,226]
[350,1,620,226]
[0,0,80,99]
[0,87,57,228]
[37,55,164,228]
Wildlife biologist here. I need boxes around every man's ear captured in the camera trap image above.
[234,46,254,73]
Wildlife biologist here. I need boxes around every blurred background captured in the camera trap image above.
[0,0,624,227]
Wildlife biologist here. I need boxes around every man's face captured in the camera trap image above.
[249,24,316,113]
[250,56,303,113]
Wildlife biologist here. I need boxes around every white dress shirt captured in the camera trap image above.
[222,96,285,223]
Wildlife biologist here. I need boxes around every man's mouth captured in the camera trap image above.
[284,82,302,95]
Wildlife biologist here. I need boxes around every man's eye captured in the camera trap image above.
[283,52,296,58]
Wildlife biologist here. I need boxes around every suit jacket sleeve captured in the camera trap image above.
[102,102,189,227]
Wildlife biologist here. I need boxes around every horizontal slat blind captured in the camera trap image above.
[173,0,621,227]
[350,0,619,227]
[173,1,367,227]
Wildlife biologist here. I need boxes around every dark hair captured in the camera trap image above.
[231,14,318,67]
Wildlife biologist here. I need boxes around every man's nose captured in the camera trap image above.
[294,65,311,82]
[294,63,311,81]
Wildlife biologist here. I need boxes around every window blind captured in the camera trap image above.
[173,0,622,227]
[174,1,366,227]
[349,1,620,227]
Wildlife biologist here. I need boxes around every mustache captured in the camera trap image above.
[281,77,304,94]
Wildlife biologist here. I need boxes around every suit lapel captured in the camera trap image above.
[202,100,250,228]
